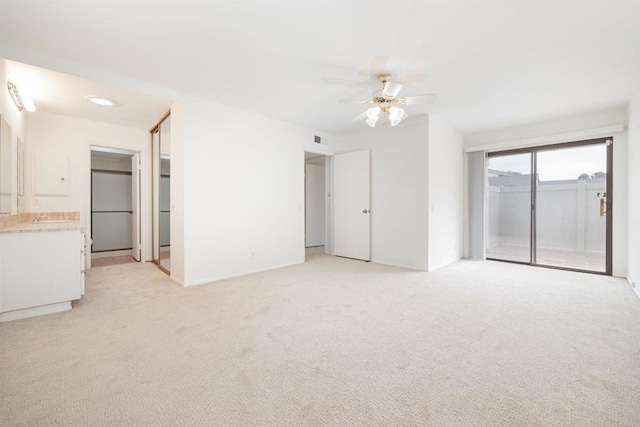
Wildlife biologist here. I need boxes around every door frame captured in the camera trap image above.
[486,137,613,275]
[150,112,171,275]
[87,145,146,269]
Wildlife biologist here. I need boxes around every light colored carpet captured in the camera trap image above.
[1,255,639,426]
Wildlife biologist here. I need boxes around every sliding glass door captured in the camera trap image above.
[486,138,612,275]
[535,143,609,272]
[486,152,532,263]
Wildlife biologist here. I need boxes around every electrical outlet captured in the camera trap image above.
[632,281,636,289]
[251,251,255,259]
[33,198,40,206]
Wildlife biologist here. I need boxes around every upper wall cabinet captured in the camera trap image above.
[33,153,70,196]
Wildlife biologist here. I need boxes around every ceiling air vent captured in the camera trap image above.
[313,135,328,145]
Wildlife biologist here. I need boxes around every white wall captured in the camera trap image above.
[168,103,184,284]
[464,108,629,277]
[25,112,151,265]
[0,59,27,214]
[427,115,464,271]
[627,93,640,297]
[181,97,333,286]
[466,107,628,147]
[334,119,430,270]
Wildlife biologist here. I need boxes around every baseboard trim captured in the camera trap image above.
[92,249,132,259]
[627,277,640,300]
[372,260,427,271]
[184,261,304,287]
[170,274,185,287]
[0,301,72,322]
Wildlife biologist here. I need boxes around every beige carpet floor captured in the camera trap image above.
[1,255,639,426]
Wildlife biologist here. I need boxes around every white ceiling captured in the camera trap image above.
[1,1,639,135]
[2,59,173,129]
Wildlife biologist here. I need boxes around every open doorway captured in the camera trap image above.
[305,151,330,260]
[90,147,141,267]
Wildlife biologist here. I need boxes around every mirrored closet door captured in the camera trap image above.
[151,112,171,274]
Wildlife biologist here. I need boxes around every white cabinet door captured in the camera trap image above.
[0,230,82,312]
[33,153,70,196]
[80,232,86,295]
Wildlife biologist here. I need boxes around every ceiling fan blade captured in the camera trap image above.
[351,111,368,121]
[339,99,370,105]
[382,81,403,97]
[396,72,429,83]
[322,77,370,87]
[338,89,371,104]
[359,55,390,77]
[402,93,438,105]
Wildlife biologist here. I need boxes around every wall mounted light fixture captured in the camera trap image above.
[7,80,36,112]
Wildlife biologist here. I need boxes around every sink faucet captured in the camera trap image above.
[32,215,48,223]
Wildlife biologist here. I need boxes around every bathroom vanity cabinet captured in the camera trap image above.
[0,226,85,322]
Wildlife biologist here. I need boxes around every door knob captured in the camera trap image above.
[363,209,369,214]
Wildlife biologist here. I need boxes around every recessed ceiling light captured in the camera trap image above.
[86,96,118,107]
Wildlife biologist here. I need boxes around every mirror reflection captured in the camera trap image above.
[17,137,25,213]
[159,155,170,271]
[152,113,170,274]
[0,115,12,215]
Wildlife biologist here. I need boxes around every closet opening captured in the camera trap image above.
[90,147,141,267]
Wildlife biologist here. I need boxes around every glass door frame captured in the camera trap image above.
[150,110,171,275]
[486,137,613,276]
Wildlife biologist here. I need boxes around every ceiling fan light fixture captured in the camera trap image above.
[350,71,436,128]
[388,106,404,121]
[366,107,381,120]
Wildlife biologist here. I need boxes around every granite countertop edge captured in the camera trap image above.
[0,220,84,234]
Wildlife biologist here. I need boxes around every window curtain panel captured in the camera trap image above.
[468,150,486,259]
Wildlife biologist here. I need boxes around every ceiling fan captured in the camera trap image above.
[350,73,437,127]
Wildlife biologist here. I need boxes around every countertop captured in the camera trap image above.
[0,220,84,234]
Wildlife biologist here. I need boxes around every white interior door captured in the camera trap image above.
[305,163,326,247]
[333,150,370,261]
[131,153,141,261]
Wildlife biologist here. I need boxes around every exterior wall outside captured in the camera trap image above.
[488,178,607,253]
